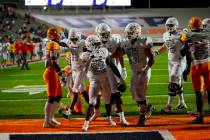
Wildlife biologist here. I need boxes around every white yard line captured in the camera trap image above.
[0,94,195,102]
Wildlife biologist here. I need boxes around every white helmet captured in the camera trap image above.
[165,17,179,33]
[95,23,111,42]
[202,18,210,30]
[124,23,141,41]
[85,35,101,51]
[68,28,81,43]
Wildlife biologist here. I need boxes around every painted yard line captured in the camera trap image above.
[159,130,176,140]
[0,82,192,90]
[0,94,195,102]
[0,60,45,69]
[0,74,42,77]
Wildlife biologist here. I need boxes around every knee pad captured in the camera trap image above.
[48,96,55,103]
[168,83,180,96]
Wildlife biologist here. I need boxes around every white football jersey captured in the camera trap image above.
[67,40,86,70]
[163,31,185,63]
[121,37,153,73]
[101,34,121,55]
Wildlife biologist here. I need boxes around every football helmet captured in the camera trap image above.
[202,18,210,30]
[85,35,101,51]
[165,17,179,33]
[95,23,111,42]
[68,28,81,43]
[124,23,141,41]
[188,16,203,31]
[47,27,61,40]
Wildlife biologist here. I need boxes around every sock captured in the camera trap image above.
[85,104,94,120]
[195,91,203,116]
[105,104,112,116]
[177,93,185,105]
[44,102,53,124]
[167,96,175,106]
[70,92,79,110]
[81,91,89,103]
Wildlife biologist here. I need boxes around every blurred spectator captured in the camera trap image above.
[8,40,15,64]
[15,38,21,67]
[20,38,29,70]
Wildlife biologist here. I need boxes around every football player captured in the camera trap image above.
[186,17,210,116]
[180,16,210,124]
[62,28,89,118]
[90,23,129,126]
[154,17,187,113]
[80,35,116,131]
[43,27,63,128]
[122,23,155,126]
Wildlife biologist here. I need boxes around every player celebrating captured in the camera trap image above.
[154,17,187,113]
[43,27,63,128]
[122,23,155,126]
[62,28,89,118]
[180,16,210,124]
[90,23,129,126]
[81,35,125,131]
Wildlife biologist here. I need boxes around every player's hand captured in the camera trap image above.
[121,67,127,80]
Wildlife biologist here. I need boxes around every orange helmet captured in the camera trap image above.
[188,16,203,31]
[47,27,61,39]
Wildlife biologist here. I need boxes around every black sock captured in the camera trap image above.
[70,92,78,110]
[85,104,94,120]
[82,91,89,103]
[105,104,111,116]
[195,91,203,115]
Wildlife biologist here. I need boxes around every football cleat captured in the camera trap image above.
[62,110,71,119]
[191,116,204,124]
[51,118,61,126]
[107,116,116,126]
[137,115,146,127]
[161,105,172,113]
[145,104,156,119]
[43,122,58,128]
[175,103,187,110]
[120,118,129,126]
[82,121,89,132]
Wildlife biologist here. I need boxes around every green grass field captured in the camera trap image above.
[0,52,209,120]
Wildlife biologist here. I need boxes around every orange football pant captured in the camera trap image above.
[191,62,210,92]
[43,68,62,97]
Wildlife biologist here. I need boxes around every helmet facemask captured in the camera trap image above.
[96,23,111,43]
[125,23,141,41]
[68,29,81,44]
